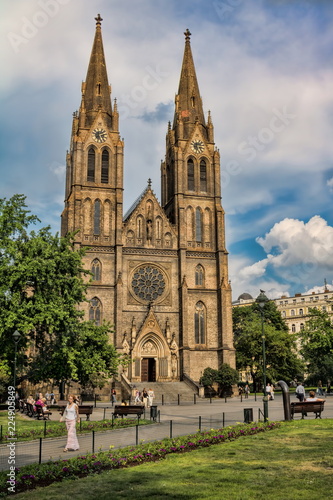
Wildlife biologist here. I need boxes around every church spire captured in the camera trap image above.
[81,14,113,128]
[173,29,206,139]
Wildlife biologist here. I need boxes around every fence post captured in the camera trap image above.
[136,425,139,446]
[94,395,97,408]
[44,420,47,437]
[162,394,164,406]
[170,420,173,439]
[103,408,106,420]
[199,415,202,432]
[92,430,95,453]
[178,394,180,405]
[39,437,42,464]
[80,418,82,432]
[222,412,225,428]
[194,394,196,405]
[0,424,2,441]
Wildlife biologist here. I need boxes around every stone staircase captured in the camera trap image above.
[130,381,198,404]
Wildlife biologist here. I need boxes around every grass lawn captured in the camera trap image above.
[12,419,333,500]
[0,412,150,442]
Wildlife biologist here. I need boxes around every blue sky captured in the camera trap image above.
[1,0,333,301]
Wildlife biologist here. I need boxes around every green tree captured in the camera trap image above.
[233,303,304,390]
[298,308,333,384]
[0,195,122,392]
[200,364,238,397]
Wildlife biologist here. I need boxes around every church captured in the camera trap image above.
[61,15,235,386]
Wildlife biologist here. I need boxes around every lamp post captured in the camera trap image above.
[256,290,269,422]
[12,330,21,393]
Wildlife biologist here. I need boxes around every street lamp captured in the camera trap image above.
[256,290,269,422]
[12,330,21,395]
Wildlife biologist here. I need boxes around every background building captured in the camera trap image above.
[61,16,235,385]
[233,284,333,334]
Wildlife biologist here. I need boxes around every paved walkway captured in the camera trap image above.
[1,394,332,471]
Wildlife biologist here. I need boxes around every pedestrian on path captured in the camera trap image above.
[142,388,148,407]
[61,394,80,452]
[147,388,155,407]
[295,382,305,402]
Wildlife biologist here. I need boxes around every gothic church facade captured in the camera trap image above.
[61,15,235,384]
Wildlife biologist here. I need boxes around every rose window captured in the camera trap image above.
[131,266,166,302]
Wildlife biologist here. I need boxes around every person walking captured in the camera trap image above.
[134,389,141,405]
[111,388,117,403]
[61,394,80,452]
[147,388,155,407]
[295,382,305,402]
[142,388,148,407]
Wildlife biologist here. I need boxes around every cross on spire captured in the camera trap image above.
[184,28,191,41]
[95,13,103,26]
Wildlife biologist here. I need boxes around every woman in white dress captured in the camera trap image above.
[62,394,80,452]
[147,388,155,407]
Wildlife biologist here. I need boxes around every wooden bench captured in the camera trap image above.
[291,400,325,419]
[59,405,94,421]
[35,405,52,420]
[113,405,145,420]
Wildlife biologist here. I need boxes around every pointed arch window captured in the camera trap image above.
[89,297,101,325]
[195,301,205,344]
[187,159,194,191]
[200,159,207,192]
[195,207,202,242]
[91,259,101,281]
[94,200,101,235]
[101,149,109,183]
[195,264,204,286]
[87,148,95,182]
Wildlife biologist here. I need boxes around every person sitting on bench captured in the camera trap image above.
[306,390,325,402]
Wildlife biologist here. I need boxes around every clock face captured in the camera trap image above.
[190,140,205,154]
[92,128,107,143]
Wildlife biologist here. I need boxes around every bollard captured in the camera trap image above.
[44,420,47,437]
[162,394,164,406]
[199,415,202,432]
[103,408,106,420]
[178,394,180,405]
[92,430,95,453]
[194,394,196,405]
[222,412,225,427]
[170,420,173,439]
[39,437,42,464]
[136,425,139,445]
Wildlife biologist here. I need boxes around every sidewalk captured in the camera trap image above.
[1,394,332,471]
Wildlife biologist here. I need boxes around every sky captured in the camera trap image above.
[1,0,333,301]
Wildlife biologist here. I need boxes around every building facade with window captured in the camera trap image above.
[61,16,235,383]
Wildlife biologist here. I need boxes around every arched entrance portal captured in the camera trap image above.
[141,358,156,382]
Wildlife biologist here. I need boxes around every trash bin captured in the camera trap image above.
[244,408,253,424]
[150,405,158,421]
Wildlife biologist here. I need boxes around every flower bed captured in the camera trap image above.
[0,421,280,496]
